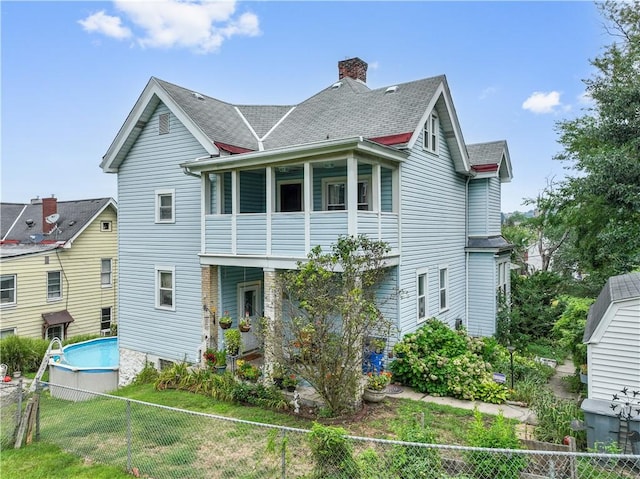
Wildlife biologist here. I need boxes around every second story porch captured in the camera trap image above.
[183,138,405,266]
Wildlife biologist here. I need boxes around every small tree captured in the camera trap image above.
[279,235,394,416]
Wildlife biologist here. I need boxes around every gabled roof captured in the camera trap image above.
[584,272,640,342]
[467,140,513,182]
[0,198,116,254]
[101,72,477,176]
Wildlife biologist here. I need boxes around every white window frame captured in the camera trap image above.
[497,261,508,296]
[155,189,175,223]
[101,259,113,287]
[100,307,112,332]
[1,327,16,339]
[101,221,112,232]
[46,324,64,341]
[438,266,448,312]
[276,179,304,212]
[47,271,62,301]
[155,266,176,311]
[416,268,428,323]
[423,110,439,154]
[321,176,371,211]
[0,274,16,306]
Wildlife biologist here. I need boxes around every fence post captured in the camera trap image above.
[15,378,23,428]
[35,381,41,441]
[127,399,132,472]
[281,429,287,479]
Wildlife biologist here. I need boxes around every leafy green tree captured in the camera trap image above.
[553,0,640,283]
[279,235,394,416]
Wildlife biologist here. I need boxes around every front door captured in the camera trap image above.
[237,281,261,354]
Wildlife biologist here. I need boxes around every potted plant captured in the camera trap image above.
[236,360,261,382]
[239,314,251,333]
[219,311,233,330]
[363,371,392,402]
[224,328,241,357]
[271,362,285,388]
[282,373,299,392]
[214,349,227,374]
[579,364,588,384]
[203,348,217,370]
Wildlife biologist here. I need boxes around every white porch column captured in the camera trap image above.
[347,155,358,236]
[304,162,312,253]
[231,170,238,254]
[372,163,381,240]
[266,166,273,255]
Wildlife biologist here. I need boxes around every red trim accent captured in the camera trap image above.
[214,141,253,154]
[472,164,499,172]
[368,132,412,146]
[0,240,19,244]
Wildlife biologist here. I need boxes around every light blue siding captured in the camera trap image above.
[468,177,502,236]
[237,215,267,254]
[220,266,263,324]
[117,103,205,363]
[205,215,232,253]
[272,214,305,256]
[310,212,348,251]
[397,125,467,335]
[381,167,393,212]
[467,252,496,337]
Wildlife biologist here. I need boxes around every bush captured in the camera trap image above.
[133,361,159,385]
[391,421,442,478]
[62,334,101,346]
[308,423,359,479]
[529,388,585,447]
[390,319,498,401]
[0,336,49,374]
[552,295,594,369]
[466,408,527,479]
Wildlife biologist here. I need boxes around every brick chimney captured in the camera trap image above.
[42,196,58,234]
[338,57,368,83]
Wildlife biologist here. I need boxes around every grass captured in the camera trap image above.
[0,442,132,479]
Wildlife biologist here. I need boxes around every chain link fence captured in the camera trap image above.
[0,379,26,448]
[12,382,640,478]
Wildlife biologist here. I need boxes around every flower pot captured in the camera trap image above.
[220,322,232,330]
[273,377,283,389]
[363,388,386,403]
[239,325,251,333]
[286,385,296,392]
[215,365,227,375]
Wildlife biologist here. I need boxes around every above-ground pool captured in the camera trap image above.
[49,337,119,400]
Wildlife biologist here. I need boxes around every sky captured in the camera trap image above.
[1,1,606,213]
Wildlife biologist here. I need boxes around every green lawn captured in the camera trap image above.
[0,383,500,479]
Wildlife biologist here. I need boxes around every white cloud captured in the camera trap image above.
[78,10,132,40]
[522,91,562,114]
[79,1,260,53]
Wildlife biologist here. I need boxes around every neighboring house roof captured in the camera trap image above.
[101,64,508,180]
[0,197,116,257]
[466,235,512,252]
[467,140,513,182]
[584,272,640,342]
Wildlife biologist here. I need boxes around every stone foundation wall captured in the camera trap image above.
[118,347,148,386]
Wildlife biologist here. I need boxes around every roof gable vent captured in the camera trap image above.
[385,85,398,94]
[159,112,170,135]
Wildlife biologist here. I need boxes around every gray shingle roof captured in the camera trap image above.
[1,203,26,240]
[584,272,640,342]
[1,198,114,246]
[467,235,512,250]
[154,75,444,152]
[467,141,507,166]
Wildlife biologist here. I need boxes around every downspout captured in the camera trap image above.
[465,175,470,330]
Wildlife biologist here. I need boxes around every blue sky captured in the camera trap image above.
[2,1,604,212]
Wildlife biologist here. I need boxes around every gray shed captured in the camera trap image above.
[581,272,640,452]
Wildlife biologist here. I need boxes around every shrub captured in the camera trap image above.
[308,423,359,478]
[551,295,594,370]
[0,336,49,374]
[62,334,101,346]
[390,319,493,400]
[529,388,585,447]
[391,421,442,478]
[133,361,159,385]
[466,408,527,479]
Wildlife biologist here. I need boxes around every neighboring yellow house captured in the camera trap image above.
[0,196,117,340]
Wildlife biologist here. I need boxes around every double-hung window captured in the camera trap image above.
[156,266,175,310]
[417,270,428,323]
[323,178,370,211]
[47,271,62,301]
[101,307,112,331]
[101,259,112,287]
[438,267,448,311]
[497,261,508,296]
[155,189,175,223]
[423,111,439,154]
[0,275,16,306]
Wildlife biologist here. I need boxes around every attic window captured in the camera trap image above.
[159,113,170,135]
[385,86,398,94]
[331,82,342,89]
[101,221,112,232]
